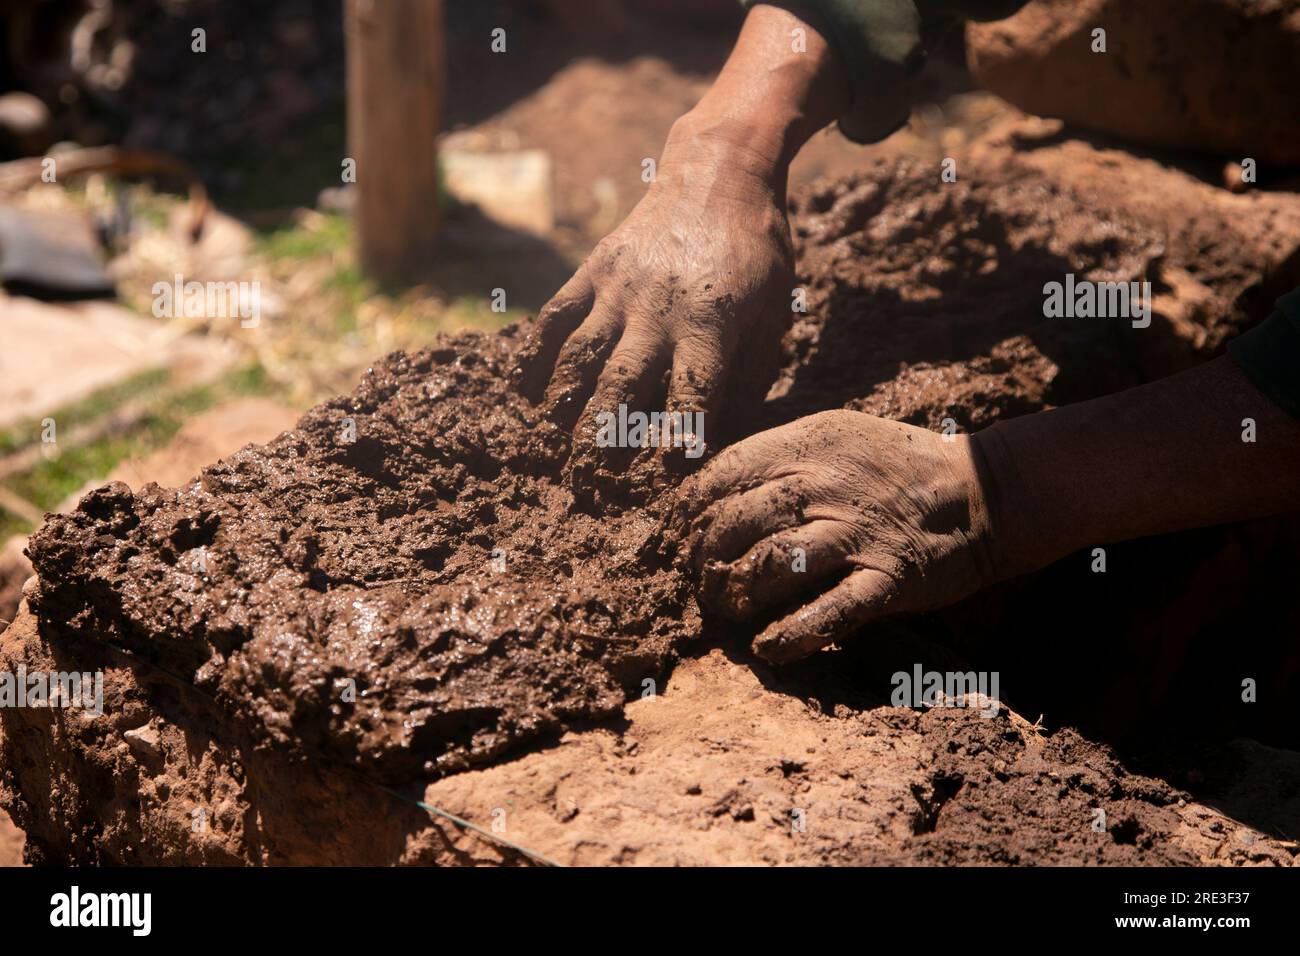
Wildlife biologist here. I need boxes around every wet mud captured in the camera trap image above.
[5,136,1300,864]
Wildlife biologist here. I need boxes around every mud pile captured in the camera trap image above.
[4,130,1300,864]
[769,116,1300,432]
[966,0,1300,165]
[23,338,695,779]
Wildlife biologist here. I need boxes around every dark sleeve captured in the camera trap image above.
[738,0,1029,143]
[1228,286,1300,420]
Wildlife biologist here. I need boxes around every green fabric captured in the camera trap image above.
[739,0,1028,142]
[1229,287,1300,420]
[914,0,1029,19]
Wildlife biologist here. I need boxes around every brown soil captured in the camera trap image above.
[0,398,299,865]
[22,334,693,785]
[0,807,20,867]
[0,398,301,635]
[773,114,1300,432]
[967,0,1300,165]
[4,131,1300,865]
[452,11,983,252]
[416,649,1297,866]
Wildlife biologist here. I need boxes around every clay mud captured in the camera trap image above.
[5,137,1300,865]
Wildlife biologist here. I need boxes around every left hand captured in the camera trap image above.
[674,409,996,662]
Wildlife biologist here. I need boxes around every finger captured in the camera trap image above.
[670,432,776,538]
[582,329,669,441]
[568,329,670,475]
[707,520,854,620]
[683,410,820,505]
[541,303,622,430]
[693,478,805,570]
[660,331,725,469]
[513,268,595,401]
[752,567,899,664]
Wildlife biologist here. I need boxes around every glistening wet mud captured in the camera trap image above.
[26,336,696,782]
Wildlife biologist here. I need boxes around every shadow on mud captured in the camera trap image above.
[706,515,1300,845]
[723,170,1300,842]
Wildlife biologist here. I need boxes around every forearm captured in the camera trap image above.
[659,4,850,197]
[662,0,1031,182]
[975,356,1300,579]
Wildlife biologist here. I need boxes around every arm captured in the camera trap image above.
[670,4,852,187]
[976,355,1300,580]
[679,353,1300,663]
[513,4,850,489]
[515,1,1031,493]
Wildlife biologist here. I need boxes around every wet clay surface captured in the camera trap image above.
[24,340,694,783]
[6,135,1300,864]
[770,121,1300,433]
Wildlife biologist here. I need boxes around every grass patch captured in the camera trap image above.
[0,362,277,541]
[258,212,353,262]
[0,368,170,458]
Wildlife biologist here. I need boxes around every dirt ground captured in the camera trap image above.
[0,812,20,867]
[449,13,986,255]
[5,119,1300,863]
[418,648,1297,866]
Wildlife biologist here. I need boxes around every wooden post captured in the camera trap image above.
[344,0,444,283]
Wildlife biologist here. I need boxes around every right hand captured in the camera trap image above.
[512,123,796,491]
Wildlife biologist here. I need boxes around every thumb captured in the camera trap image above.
[752,567,899,663]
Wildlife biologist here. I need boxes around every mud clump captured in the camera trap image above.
[967,0,1300,165]
[5,140,1300,864]
[23,339,694,783]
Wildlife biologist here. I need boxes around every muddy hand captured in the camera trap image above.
[511,132,793,490]
[678,410,996,663]
[510,0,857,491]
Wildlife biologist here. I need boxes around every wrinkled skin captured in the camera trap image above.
[510,3,852,497]
[512,151,794,487]
[675,410,997,663]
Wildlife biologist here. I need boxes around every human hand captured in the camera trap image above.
[512,122,795,491]
[675,409,996,662]
[511,3,852,497]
